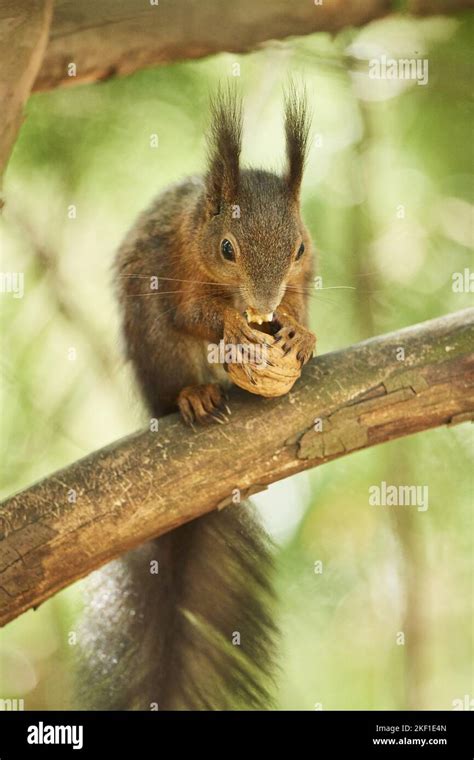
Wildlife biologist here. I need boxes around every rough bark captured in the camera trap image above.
[1,308,473,627]
[0,0,53,188]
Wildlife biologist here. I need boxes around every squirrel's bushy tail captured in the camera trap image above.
[76,503,277,710]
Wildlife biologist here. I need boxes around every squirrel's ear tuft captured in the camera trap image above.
[205,84,243,215]
[284,84,311,201]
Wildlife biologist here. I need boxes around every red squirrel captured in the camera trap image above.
[77,86,315,710]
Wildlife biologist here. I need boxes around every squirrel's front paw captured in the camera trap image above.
[177,383,229,426]
[274,314,316,366]
[223,309,268,350]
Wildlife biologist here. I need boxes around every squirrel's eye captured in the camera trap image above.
[221,238,235,262]
[296,242,305,260]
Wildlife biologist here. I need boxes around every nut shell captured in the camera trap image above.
[227,323,302,397]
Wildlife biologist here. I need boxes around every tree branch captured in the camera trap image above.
[1,309,473,627]
[0,0,53,186]
[0,0,470,182]
[33,0,470,92]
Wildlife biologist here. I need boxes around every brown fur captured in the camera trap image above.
[77,87,314,710]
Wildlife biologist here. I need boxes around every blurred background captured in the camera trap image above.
[0,12,472,710]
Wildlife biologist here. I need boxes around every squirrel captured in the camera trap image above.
[76,86,315,710]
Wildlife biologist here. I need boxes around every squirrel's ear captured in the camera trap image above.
[284,85,311,201]
[205,85,243,215]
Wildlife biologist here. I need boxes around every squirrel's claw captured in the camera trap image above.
[274,317,316,367]
[177,383,228,426]
[223,310,268,348]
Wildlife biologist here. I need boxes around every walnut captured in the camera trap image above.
[228,318,302,398]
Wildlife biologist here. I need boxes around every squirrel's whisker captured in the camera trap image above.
[119,274,240,287]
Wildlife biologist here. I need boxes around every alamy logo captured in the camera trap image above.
[369,55,429,86]
[369,481,429,512]
[452,268,474,293]
[0,271,24,298]
[452,694,474,710]
[27,721,83,750]
[207,339,268,367]
[0,697,24,710]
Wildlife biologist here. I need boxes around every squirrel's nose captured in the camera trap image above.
[243,284,284,320]
[248,294,281,314]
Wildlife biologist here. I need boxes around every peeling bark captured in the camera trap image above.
[1,308,473,627]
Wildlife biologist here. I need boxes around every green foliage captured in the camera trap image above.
[1,12,472,710]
